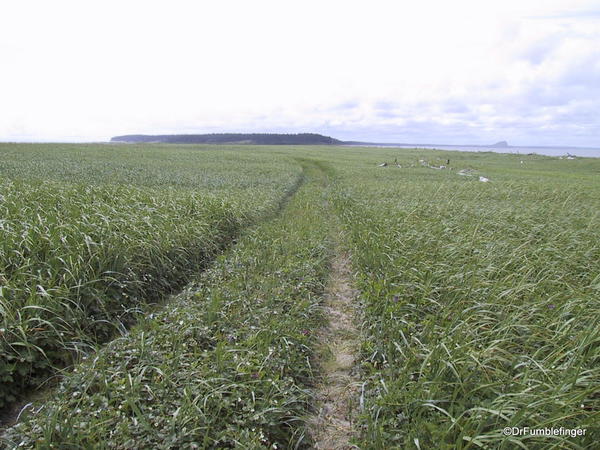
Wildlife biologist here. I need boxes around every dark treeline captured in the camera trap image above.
[110,133,342,145]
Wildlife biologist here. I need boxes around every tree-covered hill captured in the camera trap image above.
[110,133,342,145]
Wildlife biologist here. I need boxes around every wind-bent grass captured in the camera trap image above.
[3,161,332,448]
[331,151,600,448]
[0,143,301,409]
[1,143,599,448]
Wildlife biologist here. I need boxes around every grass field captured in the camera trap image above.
[1,143,599,448]
[0,144,301,409]
[330,150,600,448]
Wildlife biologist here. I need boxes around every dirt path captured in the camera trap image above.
[309,239,361,449]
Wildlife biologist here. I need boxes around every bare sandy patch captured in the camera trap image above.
[309,249,361,449]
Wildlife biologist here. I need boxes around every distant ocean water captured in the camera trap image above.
[347,144,600,158]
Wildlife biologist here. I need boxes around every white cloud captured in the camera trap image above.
[0,0,599,145]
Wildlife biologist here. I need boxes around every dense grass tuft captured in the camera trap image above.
[331,151,600,448]
[0,144,301,409]
[3,160,332,448]
[2,144,598,448]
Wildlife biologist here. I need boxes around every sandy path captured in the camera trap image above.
[309,245,361,449]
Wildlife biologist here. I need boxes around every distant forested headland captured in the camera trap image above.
[110,133,342,145]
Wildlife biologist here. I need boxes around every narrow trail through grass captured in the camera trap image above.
[0,144,304,415]
[309,243,361,449]
[3,144,599,448]
[0,170,308,431]
[306,161,362,449]
[2,159,337,448]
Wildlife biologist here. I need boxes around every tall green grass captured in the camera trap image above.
[3,161,332,448]
[0,143,301,409]
[2,143,598,448]
[332,152,600,448]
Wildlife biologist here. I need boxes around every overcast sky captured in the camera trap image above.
[1,0,599,146]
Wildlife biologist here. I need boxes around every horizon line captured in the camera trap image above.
[1,136,599,151]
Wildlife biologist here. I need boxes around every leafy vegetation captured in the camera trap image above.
[0,144,300,409]
[331,150,600,448]
[1,143,599,449]
[3,160,332,448]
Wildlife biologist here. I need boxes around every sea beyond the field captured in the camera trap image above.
[350,143,600,158]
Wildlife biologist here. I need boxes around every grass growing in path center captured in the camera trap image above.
[3,161,334,448]
[3,144,598,448]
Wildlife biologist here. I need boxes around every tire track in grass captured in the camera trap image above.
[308,168,362,449]
[2,161,335,448]
[0,171,308,431]
[3,159,366,448]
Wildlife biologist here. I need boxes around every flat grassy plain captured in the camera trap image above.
[0,144,301,410]
[1,143,599,448]
[329,150,599,448]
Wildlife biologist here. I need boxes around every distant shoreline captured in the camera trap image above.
[342,143,600,158]
[1,138,598,158]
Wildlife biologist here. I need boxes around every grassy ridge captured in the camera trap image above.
[3,162,332,448]
[0,144,301,409]
[332,153,600,448]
